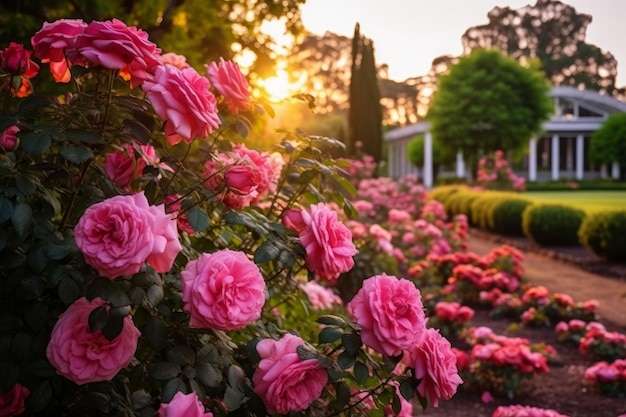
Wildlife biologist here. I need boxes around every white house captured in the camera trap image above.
[384,86,626,187]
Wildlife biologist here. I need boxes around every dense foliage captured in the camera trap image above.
[578,210,626,262]
[522,204,586,246]
[589,112,626,181]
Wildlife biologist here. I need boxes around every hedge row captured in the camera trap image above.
[430,185,626,261]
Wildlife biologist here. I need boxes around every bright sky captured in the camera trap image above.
[300,0,626,87]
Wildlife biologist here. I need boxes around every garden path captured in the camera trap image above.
[467,232,626,330]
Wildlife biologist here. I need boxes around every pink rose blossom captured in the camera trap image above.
[103,143,146,189]
[480,390,494,404]
[74,192,181,278]
[0,125,19,151]
[142,64,220,145]
[46,297,141,385]
[206,58,251,114]
[300,280,342,309]
[164,194,195,234]
[159,52,190,69]
[284,203,358,282]
[0,383,30,417]
[411,328,463,407]
[223,162,262,196]
[492,405,570,417]
[349,274,427,356]
[31,19,87,83]
[75,19,161,87]
[181,249,266,330]
[158,391,213,417]
[253,334,328,414]
[0,43,39,97]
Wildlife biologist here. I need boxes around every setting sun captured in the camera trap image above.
[259,69,292,101]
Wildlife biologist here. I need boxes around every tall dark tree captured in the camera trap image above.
[427,48,553,173]
[461,0,622,96]
[348,23,383,161]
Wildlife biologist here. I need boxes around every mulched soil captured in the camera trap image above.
[418,309,626,417]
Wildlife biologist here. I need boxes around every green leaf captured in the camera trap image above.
[0,197,13,223]
[64,129,105,145]
[399,379,415,401]
[123,120,153,144]
[58,277,81,305]
[11,202,32,237]
[186,205,209,232]
[60,145,93,164]
[131,390,152,410]
[391,392,401,415]
[20,132,51,155]
[144,317,168,352]
[102,315,123,341]
[335,381,351,407]
[0,362,19,391]
[148,362,182,380]
[16,275,45,300]
[341,333,362,355]
[354,361,369,385]
[228,365,246,390]
[44,243,71,260]
[223,386,245,411]
[166,346,196,367]
[88,305,109,332]
[316,315,347,327]
[337,351,357,370]
[196,362,222,388]
[318,327,343,344]
[24,381,53,413]
[16,176,36,196]
[147,283,164,307]
[161,377,185,403]
[254,241,280,264]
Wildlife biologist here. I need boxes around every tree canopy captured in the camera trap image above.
[461,0,621,96]
[0,0,306,80]
[427,48,553,168]
[590,112,626,180]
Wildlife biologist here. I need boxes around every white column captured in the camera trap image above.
[456,150,465,178]
[551,134,560,181]
[529,138,537,182]
[423,131,433,188]
[388,143,396,178]
[566,138,574,171]
[612,162,621,179]
[600,163,608,179]
[576,134,584,180]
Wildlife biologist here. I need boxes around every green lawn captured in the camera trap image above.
[523,190,626,213]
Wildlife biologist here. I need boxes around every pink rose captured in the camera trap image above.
[252,334,328,414]
[0,383,30,417]
[75,19,161,87]
[299,280,342,309]
[224,163,262,196]
[285,203,358,282]
[31,19,87,83]
[230,144,281,202]
[0,125,19,152]
[74,192,181,278]
[164,194,195,234]
[348,274,427,356]
[411,328,463,407]
[158,391,213,417]
[103,143,146,189]
[46,297,141,385]
[206,58,251,114]
[143,64,221,145]
[159,52,190,69]
[181,249,266,330]
[0,43,39,97]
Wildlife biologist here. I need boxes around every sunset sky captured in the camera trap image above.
[300,0,626,87]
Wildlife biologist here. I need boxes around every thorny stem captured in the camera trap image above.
[159,142,192,199]
[325,377,394,417]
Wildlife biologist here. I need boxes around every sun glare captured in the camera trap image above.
[260,69,292,102]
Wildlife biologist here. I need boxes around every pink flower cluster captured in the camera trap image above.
[584,358,626,397]
[203,144,284,209]
[349,274,463,407]
[158,391,213,417]
[476,150,526,191]
[432,301,475,337]
[492,404,570,417]
[355,175,427,221]
[0,383,30,417]
[283,203,358,282]
[103,141,172,191]
[29,18,251,145]
[555,319,605,345]
[299,280,342,310]
[579,325,626,361]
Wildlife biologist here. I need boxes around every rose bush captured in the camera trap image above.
[0,18,462,416]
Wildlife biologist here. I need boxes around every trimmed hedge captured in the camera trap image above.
[492,198,533,236]
[470,193,506,230]
[579,210,626,261]
[446,189,481,218]
[522,204,586,246]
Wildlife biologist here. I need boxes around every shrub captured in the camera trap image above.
[469,193,506,230]
[522,204,586,246]
[579,210,626,261]
[446,188,481,218]
[492,199,533,236]
[429,185,463,206]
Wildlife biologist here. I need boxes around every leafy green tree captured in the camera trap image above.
[427,48,552,173]
[461,0,622,96]
[590,112,626,180]
[348,23,383,161]
[406,134,453,183]
[0,0,306,79]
